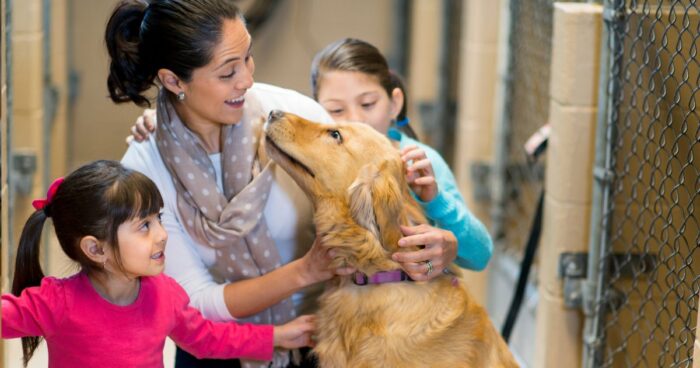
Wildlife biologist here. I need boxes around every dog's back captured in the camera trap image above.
[314,269,518,368]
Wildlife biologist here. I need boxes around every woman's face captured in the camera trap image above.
[316,70,402,135]
[175,18,255,127]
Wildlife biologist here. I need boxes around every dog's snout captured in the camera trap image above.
[268,109,285,123]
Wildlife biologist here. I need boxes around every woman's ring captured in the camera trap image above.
[426,260,434,275]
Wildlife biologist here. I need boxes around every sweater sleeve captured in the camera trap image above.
[412,142,493,271]
[166,277,274,361]
[1,277,67,339]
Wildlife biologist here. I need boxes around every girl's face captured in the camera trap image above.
[111,212,168,278]
[316,70,403,135]
[174,18,255,127]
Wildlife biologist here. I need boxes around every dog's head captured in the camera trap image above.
[264,111,403,199]
[264,111,425,272]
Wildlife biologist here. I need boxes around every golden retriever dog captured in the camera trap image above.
[263,111,518,368]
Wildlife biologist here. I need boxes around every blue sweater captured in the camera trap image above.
[388,128,493,270]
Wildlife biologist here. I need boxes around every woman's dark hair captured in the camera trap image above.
[105,0,243,107]
[11,160,163,366]
[310,38,418,140]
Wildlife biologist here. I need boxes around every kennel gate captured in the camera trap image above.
[582,0,700,367]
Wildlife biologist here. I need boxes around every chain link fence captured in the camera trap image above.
[492,0,553,261]
[589,1,699,366]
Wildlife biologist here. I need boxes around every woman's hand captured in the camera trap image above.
[400,145,438,202]
[391,224,457,281]
[125,108,157,144]
[273,314,316,349]
[298,238,355,285]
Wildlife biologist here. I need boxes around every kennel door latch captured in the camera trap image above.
[559,251,657,310]
[559,252,588,309]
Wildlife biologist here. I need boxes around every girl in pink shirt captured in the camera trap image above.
[2,160,315,367]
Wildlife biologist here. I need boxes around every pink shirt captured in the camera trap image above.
[2,272,273,367]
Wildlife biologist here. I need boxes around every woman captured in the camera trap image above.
[107,1,339,367]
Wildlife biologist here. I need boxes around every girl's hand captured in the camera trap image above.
[391,224,457,281]
[400,145,438,202]
[273,314,316,349]
[125,108,157,144]
[298,238,355,285]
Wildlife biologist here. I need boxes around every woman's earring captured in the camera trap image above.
[177,91,186,101]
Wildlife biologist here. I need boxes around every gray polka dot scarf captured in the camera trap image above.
[155,90,295,368]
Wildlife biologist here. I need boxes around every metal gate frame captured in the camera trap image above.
[584,1,700,367]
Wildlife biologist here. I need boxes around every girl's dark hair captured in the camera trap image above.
[310,38,419,140]
[11,160,163,366]
[105,0,243,107]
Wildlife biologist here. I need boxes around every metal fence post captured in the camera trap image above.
[582,0,624,366]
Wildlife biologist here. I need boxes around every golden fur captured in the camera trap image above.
[263,112,518,368]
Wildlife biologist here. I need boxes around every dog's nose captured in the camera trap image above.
[268,109,284,123]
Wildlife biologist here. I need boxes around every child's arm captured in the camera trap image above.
[1,277,66,339]
[166,276,313,361]
[399,143,493,271]
[272,314,315,349]
[419,146,493,271]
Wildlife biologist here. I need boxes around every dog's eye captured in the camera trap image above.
[328,130,343,143]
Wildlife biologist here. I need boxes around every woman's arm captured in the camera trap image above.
[222,238,337,318]
[160,202,339,320]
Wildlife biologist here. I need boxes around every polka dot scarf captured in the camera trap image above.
[155,90,295,368]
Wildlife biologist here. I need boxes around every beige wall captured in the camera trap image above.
[535,4,602,368]
[3,1,70,365]
[252,0,394,96]
[69,0,396,166]
[68,0,145,166]
[46,0,73,280]
[5,1,48,367]
[10,0,44,254]
[455,0,501,304]
[1,0,7,364]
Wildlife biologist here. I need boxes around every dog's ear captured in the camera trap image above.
[348,163,381,240]
[347,160,404,249]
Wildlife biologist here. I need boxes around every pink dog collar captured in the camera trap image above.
[353,270,412,285]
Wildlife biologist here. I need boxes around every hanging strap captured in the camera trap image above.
[501,187,545,342]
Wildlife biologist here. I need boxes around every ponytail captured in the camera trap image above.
[105,1,153,107]
[105,0,243,108]
[11,210,49,366]
[388,71,419,141]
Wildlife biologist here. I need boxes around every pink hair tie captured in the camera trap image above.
[32,177,65,211]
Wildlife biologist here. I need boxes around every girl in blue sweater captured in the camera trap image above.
[309,38,493,277]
